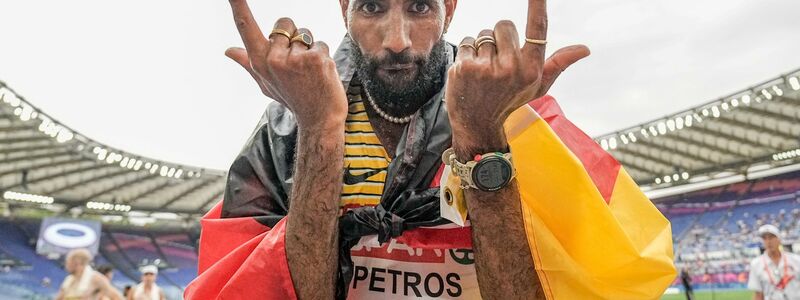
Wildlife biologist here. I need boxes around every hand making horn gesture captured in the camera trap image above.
[446,0,590,140]
[224,0,348,129]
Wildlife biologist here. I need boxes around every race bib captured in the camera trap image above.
[347,235,480,299]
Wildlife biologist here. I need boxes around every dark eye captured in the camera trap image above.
[361,2,380,14]
[410,2,430,14]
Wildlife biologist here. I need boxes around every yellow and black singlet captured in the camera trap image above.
[341,90,392,209]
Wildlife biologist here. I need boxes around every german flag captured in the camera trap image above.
[185,96,676,299]
[504,95,676,299]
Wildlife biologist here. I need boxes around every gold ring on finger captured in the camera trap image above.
[474,36,495,47]
[269,29,293,41]
[475,39,496,50]
[525,38,547,45]
[459,43,477,52]
[290,33,314,49]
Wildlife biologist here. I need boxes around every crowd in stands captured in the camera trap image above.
[659,170,800,290]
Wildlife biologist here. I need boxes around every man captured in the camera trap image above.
[55,249,122,300]
[97,265,114,281]
[186,0,675,299]
[749,224,800,300]
[681,268,695,300]
[128,265,165,300]
[96,265,115,300]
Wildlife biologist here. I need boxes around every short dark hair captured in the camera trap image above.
[97,264,114,276]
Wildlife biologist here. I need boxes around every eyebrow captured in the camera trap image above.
[351,0,385,6]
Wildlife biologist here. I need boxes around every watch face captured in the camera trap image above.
[472,156,513,191]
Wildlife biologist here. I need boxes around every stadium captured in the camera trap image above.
[0,57,799,299]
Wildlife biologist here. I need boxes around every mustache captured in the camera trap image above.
[366,50,425,68]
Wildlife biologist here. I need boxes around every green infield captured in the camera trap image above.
[662,290,752,300]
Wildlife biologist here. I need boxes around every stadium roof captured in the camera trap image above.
[595,68,800,191]
[2,67,799,215]
[0,82,226,216]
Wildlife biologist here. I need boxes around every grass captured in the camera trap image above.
[661,290,752,300]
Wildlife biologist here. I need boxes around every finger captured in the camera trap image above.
[228,0,269,55]
[225,47,279,99]
[289,28,313,53]
[475,29,496,59]
[456,36,477,61]
[270,17,297,49]
[539,45,591,92]
[225,47,251,68]
[493,20,520,62]
[521,0,547,61]
[311,41,331,56]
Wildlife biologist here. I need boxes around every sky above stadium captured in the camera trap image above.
[2,0,799,170]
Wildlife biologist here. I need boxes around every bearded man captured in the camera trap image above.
[186,0,676,299]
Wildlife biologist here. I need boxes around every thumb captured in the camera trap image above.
[225,47,251,70]
[224,47,278,100]
[539,44,590,94]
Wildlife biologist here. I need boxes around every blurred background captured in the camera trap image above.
[1,0,799,299]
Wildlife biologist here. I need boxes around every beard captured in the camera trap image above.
[347,36,448,117]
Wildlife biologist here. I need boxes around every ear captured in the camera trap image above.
[443,0,457,33]
[340,0,350,28]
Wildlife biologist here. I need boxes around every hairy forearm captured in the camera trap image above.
[285,122,345,299]
[453,127,544,299]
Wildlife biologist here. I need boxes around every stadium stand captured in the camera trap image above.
[0,218,193,299]
[660,170,800,290]
[1,66,798,298]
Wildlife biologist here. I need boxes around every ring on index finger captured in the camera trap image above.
[290,33,314,49]
[269,29,293,41]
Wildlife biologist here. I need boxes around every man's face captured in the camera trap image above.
[342,0,456,113]
[762,233,781,252]
[65,255,77,274]
[142,272,156,284]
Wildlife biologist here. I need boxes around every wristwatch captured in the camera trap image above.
[442,148,516,192]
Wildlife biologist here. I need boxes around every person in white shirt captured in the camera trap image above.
[748,224,800,300]
[55,249,122,300]
[128,265,165,300]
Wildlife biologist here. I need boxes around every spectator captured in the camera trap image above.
[128,265,164,300]
[748,225,800,300]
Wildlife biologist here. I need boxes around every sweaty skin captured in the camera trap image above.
[225,0,589,298]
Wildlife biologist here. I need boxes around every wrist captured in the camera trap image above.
[451,125,508,162]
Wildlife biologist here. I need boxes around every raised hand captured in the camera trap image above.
[224,0,348,129]
[445,0,590,140]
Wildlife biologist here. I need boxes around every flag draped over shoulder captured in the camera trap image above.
[505,96,676,299]
[185,95,675,300]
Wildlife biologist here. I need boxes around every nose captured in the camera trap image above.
[381,10,411,54]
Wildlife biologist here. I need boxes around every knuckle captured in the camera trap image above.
[478,29,494,36]
[534,17,548,31]
[234,18,248,28]
[305,53,325,66]
[266,56,284,68]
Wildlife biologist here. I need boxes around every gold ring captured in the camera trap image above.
[474,36,496,50]
[290,33,314,49]
[459,43,477,52]
[269,29,293,41]
[475,39,496,50]
[525,38,547,45]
